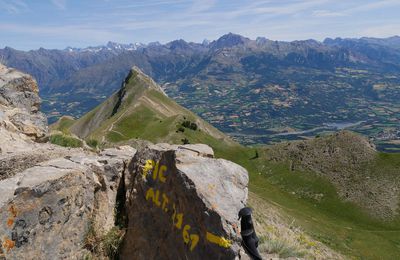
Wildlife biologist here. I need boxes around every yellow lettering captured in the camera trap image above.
[154,189,161,207]
[161,193,169,212]
[145,188,155,201]
[152,161,159,180]
[189,234,200,251]
[146,188,200,252]
[206,232,232,248]
[174,213,183,230]
[143,160,154,175]
[159,165,167,183]
[183,224,191,244]
[142,160,155,179]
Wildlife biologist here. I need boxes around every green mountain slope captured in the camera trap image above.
[68,66,235,149]
[59,68,400,259]
[245,132,400,259]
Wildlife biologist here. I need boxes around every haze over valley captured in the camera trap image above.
[1,33,400,150]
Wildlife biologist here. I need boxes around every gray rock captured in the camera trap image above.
[0,149,134,260]
[0,64,47,140]
[0,144,83,181]
[176,143,215,158]
[120,143,248,259]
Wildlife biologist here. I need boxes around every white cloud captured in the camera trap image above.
[251,0,333,16]
[0,0,28,14]
[51,0,67,10]
[0,23,125,44]
[312,9,345,17]
[111,19,211,31]
[349,0,400,13]
[1,0,400,50]
[189,0,216,13]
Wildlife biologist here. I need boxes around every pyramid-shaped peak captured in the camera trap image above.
[125,66,165,94]
[130,66,145,75]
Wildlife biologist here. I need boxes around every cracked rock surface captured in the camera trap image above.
[120,143,249,260]
[0,64,47,141]
[0,146,135,259]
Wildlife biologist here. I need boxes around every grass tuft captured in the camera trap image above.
[86,139,99,149]
[102,226,125,259]
[259,237,305,258]
[49,134,83,148]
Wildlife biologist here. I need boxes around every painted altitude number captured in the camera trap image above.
[146,187,200,251]
[143,159,230,252]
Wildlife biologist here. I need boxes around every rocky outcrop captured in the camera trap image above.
[0,64,47,141]
[0,146,135,259]
[0,143,77,181]
[0,65,250,259]
[0,143,249,260]
[121,144,249,259]
[0,64,56,181]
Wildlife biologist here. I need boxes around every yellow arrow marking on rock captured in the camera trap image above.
[206,232,232,248]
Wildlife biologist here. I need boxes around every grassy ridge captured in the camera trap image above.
[50,116,75,134]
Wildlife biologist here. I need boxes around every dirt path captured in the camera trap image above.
[101,110,129,143]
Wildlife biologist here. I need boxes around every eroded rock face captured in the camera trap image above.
[0,146,136,260]
[0,64,47,140]
[120,144,249,260]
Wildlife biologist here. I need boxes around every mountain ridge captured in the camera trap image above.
[3,33,400,52]
[2,33,400,149]
[67,65,234,148]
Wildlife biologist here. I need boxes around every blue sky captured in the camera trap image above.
[0,0,399,50]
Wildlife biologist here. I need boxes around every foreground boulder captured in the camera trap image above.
[120,144,249,259]
[0,146,135,259]
[0,143,249,260]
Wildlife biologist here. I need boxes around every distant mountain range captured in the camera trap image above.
[65,41,147,53]
[1,33,400,147]
[52,66,400,259]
